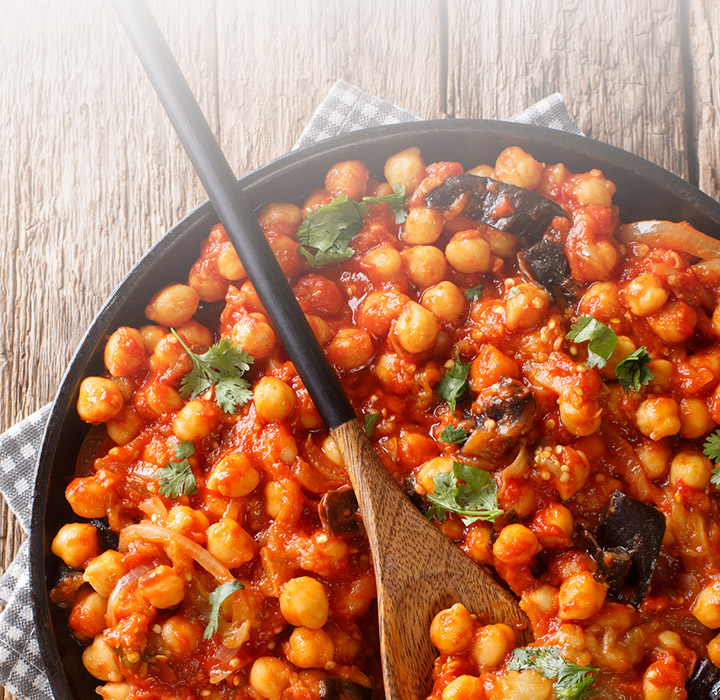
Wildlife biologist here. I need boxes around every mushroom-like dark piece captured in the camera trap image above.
[581,528,633,598]
[520,238,578,301]
[319,485,363,537]
[319,678,373,700]
[423,174,567,243]
[686,659,720,698]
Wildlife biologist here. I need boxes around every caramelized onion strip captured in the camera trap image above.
[618,220,720,260]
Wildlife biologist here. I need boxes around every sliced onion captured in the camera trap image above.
[501,446,529,478]
[618,220,720,260]
[119,522,235,584]
[106,563,153,627]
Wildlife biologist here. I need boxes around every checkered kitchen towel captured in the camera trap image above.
[0,80,581,699]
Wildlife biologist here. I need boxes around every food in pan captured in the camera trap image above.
[50,144,720,699]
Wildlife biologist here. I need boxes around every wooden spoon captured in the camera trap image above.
[110,1,531,697]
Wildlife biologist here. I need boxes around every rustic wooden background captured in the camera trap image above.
[1,0,719,696]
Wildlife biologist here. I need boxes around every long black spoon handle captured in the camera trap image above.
[110,0,355,430]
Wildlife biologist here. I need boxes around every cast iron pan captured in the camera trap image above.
[30,120,720,699]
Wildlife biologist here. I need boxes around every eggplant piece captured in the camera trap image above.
[595,490,666,607]
[90,517,120,551]
[423,174,567,242]
[581,528,633,597]
[686,659,720,699]
[520,238,578,302]
[319,486,363,537]
[404,475,430,514]
[319,678,373,700]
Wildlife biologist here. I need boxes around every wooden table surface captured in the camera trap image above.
[1,0,719,696]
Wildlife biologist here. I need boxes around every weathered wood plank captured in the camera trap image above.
[689,0,720,201]
[447,0,688,178]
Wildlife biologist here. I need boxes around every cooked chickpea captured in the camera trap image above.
[160,615,201,656]
[709,632,720,666]
[216,245,247,281]
[188,259,228,302]
[51,523,99,570]
[65,474,111,519]
[402,207,444,244]
[647,300,698,344]
[357,290,409,337]
[642,657,687,700]
[558,571,606,620]
[253,377,296,421]
[284,627,335,668]
[636,439,671,480]
[137,565,185,608]
[82,635,122,682]
[636,397,681,440]
[494,147,543,189]
[693,579,720,628]
[416,456,455,493]
[670,450,713,490]
[258,202,303,235]
[207,518,256,569]
[362,245,402,281]
[172,400,220,441]
[395,301,439,353]
[106,404,144,445]
[138,324,166,353]
[532,503,574,549]
[83,549,126,598]
[174,319,213,348]
[97,683,131,700]
[326,328,375,370]
[139,382,183,418]
[207,452,260,497]
[305,314,333,345]
[280,576,329,629]
[104,327,146,377]
[325,160,369,200]
[69,589,108,639]
[679,398,715,439]
[249,657,293,700]
[471,623,516,668]
[77,376,124,424]
[384,146,425,195]
[421,281,465,324]
[570,170,616,207]
[321,434,344,466]
[442,675,485,700]
[463,522,493,565]
[231,314,276,360]
[490,670,553,700]
[145,283,199,327]
[493,524,541,566]
[578,281,623,322]
[402,245,447,288]
[504,283,549,331]
[430,603,474,654]
[166,505,210,544]
[445,230,492,274]
[467,164,494,177]
[623,274,668,317]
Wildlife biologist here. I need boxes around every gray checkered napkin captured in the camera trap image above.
[0,80,580,699]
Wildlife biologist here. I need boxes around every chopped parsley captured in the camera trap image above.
[508,647,598,700]
[464,284,484,302]
[203,580,244,640]
[438,425,469,444]
[425,461,503,525]
[566,315,618,369]
[362,184,407,224]
[172,329,253,414]
[615,347,654,393]
[436,351,471,412]
[158,441,197,498]
[364,412,381,437]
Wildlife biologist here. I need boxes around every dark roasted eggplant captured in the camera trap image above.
[423,174,567,242]
[319,678,373,700]
[521,238,577,301]
[319,485,363,537]
[686,659,720,699]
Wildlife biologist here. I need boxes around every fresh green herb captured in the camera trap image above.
[704,429,720,463]
[203,580,244,640]
[566,315,618,369]
[297,194,367,267]
[464,284,484,302]
[438,425,469,444]
[158,440,197,498]
[436,351,471,412]
[506,286,522,299]
[364,412,381,437]
[509,647,599,700]
[615,346,654,393]
[172,330,254,414]
[425,461,503,525]
[711,467,720,489]
[362,183,407,224]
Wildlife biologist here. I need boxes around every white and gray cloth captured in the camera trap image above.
[0,80,581,699]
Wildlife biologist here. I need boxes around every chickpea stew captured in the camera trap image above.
[50,144,720,700]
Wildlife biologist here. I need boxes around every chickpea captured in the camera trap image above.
[82,635,122,682]
[445,230,492,274]
[270,234,300,278]
[532,503,574,549]
[421,282,465,324]
[578,281,623,322]
[642,656,687,700]
[490,670,553,700]
[321,435,344,466]
[187,259,228,302]
[709,632,720,666]
[207,452,260,497]
[161,615,201,656]
[216,244,247,281]
[362,245,402,281]
[77,376,124,424]
[138,382,183,418]
[69,589,108,639]
[326,328,375,370]
[97,683,131,700]
[166,505,210,544]
[670,450,713,490]
[172,400,220,441]
[258,202,303,235]
[137,565,185,608]
[384,146,425,195]
[280,576,329,629]
[401,207,444,245]
[207,518,256,569]
[265,479,303,522]
[463,522,493,565]
[442,676,485,700]
[504,283,549,331]
[357,290,410,338]
[83,549,126,598]
[623,274,668,318]
[679,398,715,439]
[51,523,99,570]
[402,245,447,289]
[558,571,606,620]
[65,474,112,519]
[395,301,439,354]
[249,657,293,700]
[570,170,616,207]
[416,456,455,493]
[148,333,187,374]
[325,160,369,200]
[231,314,276,360]
[253,377,296,421]
[104,327,146,377]
[693,579,720,628]
[305,314,333,345]
[145,283,199,327]
[302,189,332,216]
[636,439,671,480]
[138,324,166,353]
[106,405,144,445]
[471,623,516,668]
[494,147,543,189]
[429,603,474,654]
[284,627,335,669]
[647,300,698,344]
[636,397,681,440]
[649,359,673,390]
[493,524,541,566]
[174,319,214,348]
[468,164,494,177]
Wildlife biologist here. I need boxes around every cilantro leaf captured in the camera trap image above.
[203,580,244,640]
[438,425,469,444]
[464,284,484,302]
[509,647,598,700]
[436,351,471,412]
[711,466,720,489]
[704,429,720,462]
[425,461,503,525]
[362,184,407,224]
[364,412,381,437]
[506,286,522,299]
[158,440,197,498]
[172,330,254,415]
[615,346,654,393]
[567,316,618,369]
[297,194,367,267]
